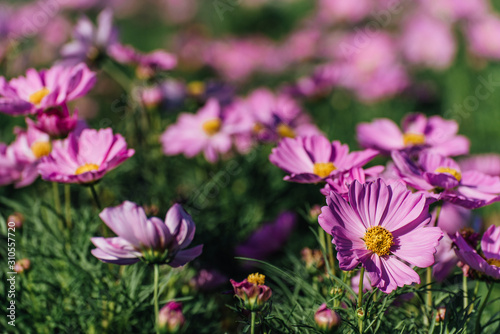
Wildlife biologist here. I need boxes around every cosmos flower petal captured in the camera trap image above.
[392,227,442,267]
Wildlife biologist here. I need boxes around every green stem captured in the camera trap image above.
[318,226,326,251]
[327,234,336,276]
[427,202,443,314]
[89,184,102,211]
[463,273,468,314]
[154,264,160,334]
[251,311,256,334]
[475,283,494,334]
[469,280,480,314]
[358,267,365,334]
[64,184,72,229]
[52,183,63,230]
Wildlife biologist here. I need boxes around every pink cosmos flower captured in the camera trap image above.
[357,113,470,156]
[91,201,203,266]
[452,225,500,279]
[317,0,373,24]
[0,122,52,188]
[392,151,500,209]
[244,88,321,143]
[400,15,456,69]
[38,128,134,184]
[466,14,500,59]
[61,8,119,64]
[318,179,442,293]
[269,135,378,183]
[333,33,408,102]
[235,211,296,261]
[0,63,96,115]
[160,99,235,163]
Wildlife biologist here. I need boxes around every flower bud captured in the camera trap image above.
[315,303,341,332]
[230,273,272,311]
[356,308,365,320]
[435,307,446,322]
[34,105,78,139]
[7,213,24,229]
[309,205,322,220]
[14,258,31,273]
[158,301,185,333]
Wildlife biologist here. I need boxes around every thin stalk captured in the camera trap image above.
[251,312,256,334]
[52,183,63,230]
[326,234,336,276]
[89,184,102,210]
[463,273,468,314]
[318,226,326,252]
[475,283,494,334]
[427,202,443,314]
[358,267,365,334]
[64,184,72,229]
[154,264,160,334]
[469,280,480,314]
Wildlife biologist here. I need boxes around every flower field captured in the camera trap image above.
[1,1,500,333]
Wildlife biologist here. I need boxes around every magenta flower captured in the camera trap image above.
[466,14,500,59]
[314,303,341,332]
[61,8,118,64]
[269,135,378,183]
[392,151,500,209]
[245,88,321,142]
[230,273,272,311]
[33,104,78,138]
[433,233,458,281]
[235,211,296,261]
[160,99,234,163]
[0,63,96,115]
[91,201,203,266]
[319,179,442,293]
[452,225,500,279]
[38,128,134,184]
[158,301,185,333]
[0,122,52,188]
[400,15,456,69]
[357,113,469,156]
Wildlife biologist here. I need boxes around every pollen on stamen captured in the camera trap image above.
[435,167,462,182]
[487,258,500,268]
[403,133,425,146]
[29,88,50,105]
[276,123,296,138]
[31,141,52,159]
[313,162,336,178]
[75,163,100,175]
[202,119,221,136]
[247,272,265,285]
[363,226,394,257]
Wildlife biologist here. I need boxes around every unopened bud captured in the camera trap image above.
[435,307,446,322]
[7,213,24,229]
[356,308,365,320]
[314,303,341,332]
[158,301,185,333]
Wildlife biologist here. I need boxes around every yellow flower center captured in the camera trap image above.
[363,226,394,256]
[487,258,500,267]
[247,272,265,285]
[253,122,265,134]
[75,163,100,175]
[202,119,221,136]
[276,123,296,138]
[313,162,337,178]
[187,81,205,96]
[31,141,52,159]
[29,87,50,105]
[403,133,425,146]
[435,167,462,182]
